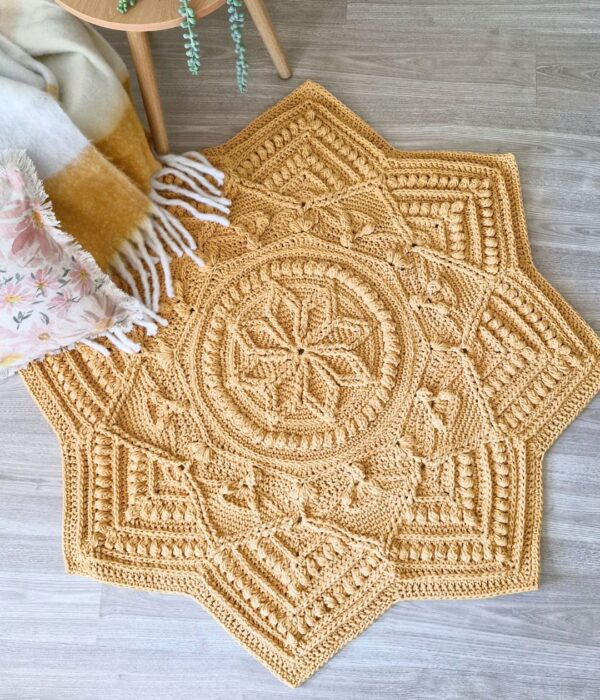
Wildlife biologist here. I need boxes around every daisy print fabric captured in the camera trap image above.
[0,151,157,378]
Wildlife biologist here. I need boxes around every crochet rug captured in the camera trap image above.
[22,82,600,686]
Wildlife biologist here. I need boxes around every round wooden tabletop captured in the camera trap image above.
[56,0,226,32]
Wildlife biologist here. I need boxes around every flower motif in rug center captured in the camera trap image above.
[233,280,375,425]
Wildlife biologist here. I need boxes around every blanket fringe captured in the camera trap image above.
[2,150,229,375]
[109,151,230,314]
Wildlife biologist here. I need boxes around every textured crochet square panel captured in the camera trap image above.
[22,82,600,686]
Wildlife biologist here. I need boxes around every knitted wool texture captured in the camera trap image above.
[21,82,600,686]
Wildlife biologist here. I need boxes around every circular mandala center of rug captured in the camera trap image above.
[196,250,412,462]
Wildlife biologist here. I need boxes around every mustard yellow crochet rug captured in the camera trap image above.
[22,82,600,686]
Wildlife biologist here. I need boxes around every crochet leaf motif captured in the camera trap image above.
[21,83,600,687]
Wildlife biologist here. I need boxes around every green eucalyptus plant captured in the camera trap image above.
[117,0,248,93]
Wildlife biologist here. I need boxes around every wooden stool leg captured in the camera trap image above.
[127,31,170,155]
[243,0,292,80]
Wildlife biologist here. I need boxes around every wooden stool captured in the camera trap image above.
[56,0,292,154]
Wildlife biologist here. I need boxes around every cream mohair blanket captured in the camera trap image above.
[0,0,229,312]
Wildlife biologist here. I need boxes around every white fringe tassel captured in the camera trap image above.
[80,338,111,357]
[109,151,230,321]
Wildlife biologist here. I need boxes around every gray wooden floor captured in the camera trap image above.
[2,1,600,698]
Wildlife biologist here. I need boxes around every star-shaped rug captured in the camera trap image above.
[22,82,600,686]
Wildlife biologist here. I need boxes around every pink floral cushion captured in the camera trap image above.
[0,151,152,378]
